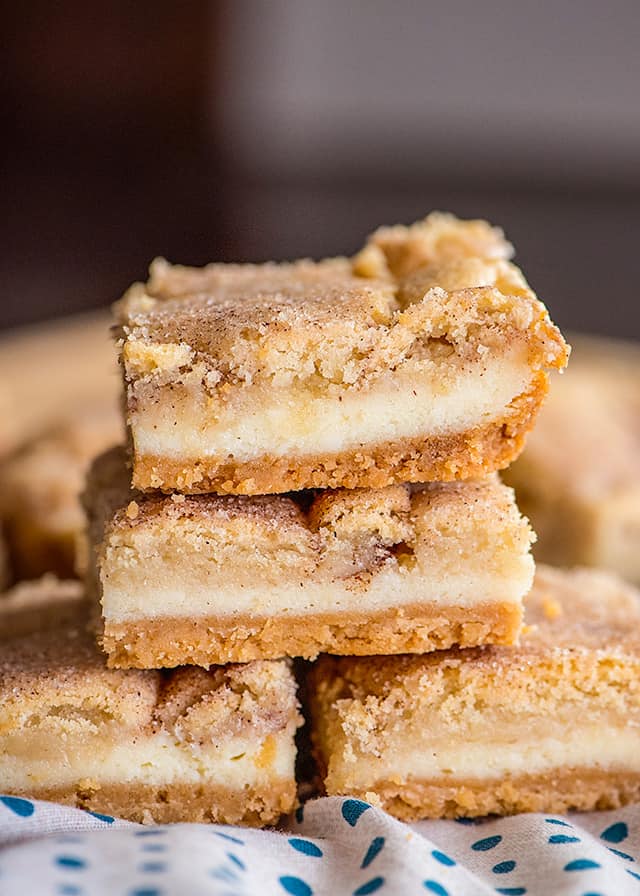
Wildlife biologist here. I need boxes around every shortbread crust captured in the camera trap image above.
[0,409,121,580]
[309,565,640,819]
[0,603,301,825]
[115,214,567,494]
[505,336,640,583]
[84,447,534,668]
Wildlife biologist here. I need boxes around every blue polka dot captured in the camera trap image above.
[210,866,238,884]
[141,844,166,853]
[213,830,244,845]
[601,822,628,844]
[227,852,246,869]
[432,850,455,867]
[342,799,371,827]
[493,860,516,874]
[135,829,166,837]
[608,847,634,861]
[362,837,385,868]
[545,818,572,826]
[495,889,527,895]
[289,838,323,857]
[549,834,581,844]
[424,882,448,896]
[471,835,502,851]
[129,890,161,896]
[454,817,481,825]
[0,796,35,817]
[280,876,312,896]
[139,863,166,873]
[353,879,384,895]
[55,856,87,870]
[564,859,601,871]
[295,805,305,823]
[582,892,604,896]
[87,811,114,824]
[58,887,82,896]
[627,869,640,880]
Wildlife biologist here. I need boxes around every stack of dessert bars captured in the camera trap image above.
[3,213,640,825]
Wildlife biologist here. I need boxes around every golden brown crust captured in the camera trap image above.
[10,780,297,826]
[325,770,640,820]
[131,376,545,493]
[101,600,522,668]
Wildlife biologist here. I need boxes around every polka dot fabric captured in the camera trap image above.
[0,795,639,894]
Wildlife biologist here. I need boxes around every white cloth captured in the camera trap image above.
[0,793,638,895]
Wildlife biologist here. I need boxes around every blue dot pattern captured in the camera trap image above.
[361,837,385,868]
[431,850,455,867]
[341,799,371,827]
[0,794,637,894]
[352,877,384,895]
[280,876,312,896]
[424,882,448,895]
[289,838,323,858]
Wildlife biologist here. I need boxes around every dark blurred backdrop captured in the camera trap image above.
[2,1,640,337]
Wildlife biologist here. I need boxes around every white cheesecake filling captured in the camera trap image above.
[333,726,639,788]
[101,560,533,622]
[0,728,296,790]
[131,351,531,462]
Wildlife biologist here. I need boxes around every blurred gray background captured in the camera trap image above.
[2,0,639,337]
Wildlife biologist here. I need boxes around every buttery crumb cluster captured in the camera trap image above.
[15,213,640,828]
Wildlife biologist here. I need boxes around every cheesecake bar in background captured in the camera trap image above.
[0,408,121,580]
[309,565,640,819]
[114,214,567,494]
[0,527,9,592]
[0,576,85,639]
[84,447,534,669]
[505,337,640,584]
[0,578,301,825]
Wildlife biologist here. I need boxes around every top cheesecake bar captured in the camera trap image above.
[115,213,568,494]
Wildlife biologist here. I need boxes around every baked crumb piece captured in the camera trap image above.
[0,408,121,580]
[83,446,533,668]
[505,336,640,583]
[114,212,567,494]
[0,581,301,826]
[308,565,640,819]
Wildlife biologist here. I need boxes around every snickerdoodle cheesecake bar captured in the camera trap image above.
[309,565,640,819]
[505,336,640,584]
[0,578,301,825]
[115,213,568,494]
[0,407,121,580]
[83,446,534,669]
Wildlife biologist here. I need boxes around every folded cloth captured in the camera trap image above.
[0,794,638,895]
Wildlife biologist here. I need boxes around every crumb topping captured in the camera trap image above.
[113,214,567,393]
[85,447,533,584]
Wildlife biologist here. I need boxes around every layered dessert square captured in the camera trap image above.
[0,575,85,640]
[309,565,640,819]
[115,213,568,494]
[0,408,121,580]
[0,579,301,825]
[84,446,534,669]
[505,337,640,584]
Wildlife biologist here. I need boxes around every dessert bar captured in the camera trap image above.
[309,565,640,818]
[115,214,567,494]
[84,447,533,668]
